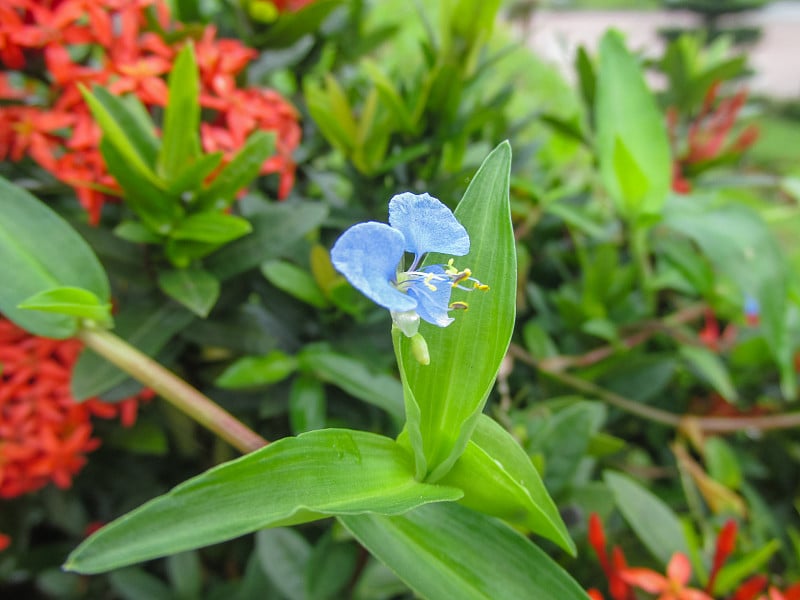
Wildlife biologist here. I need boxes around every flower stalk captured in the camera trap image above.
[77,325,267,453]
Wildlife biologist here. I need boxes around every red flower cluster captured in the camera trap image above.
[587,514,800,600]
[0,0,301,223]
[669,82,759,194]
[0,317,152,499]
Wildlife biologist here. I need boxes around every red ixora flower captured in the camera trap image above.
[0,317,152,498]
[0,0,301,223]
[588,513,635,600]
[620,552,712,600]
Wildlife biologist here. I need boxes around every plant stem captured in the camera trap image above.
[631,223,655,313]
[509,343,800,434]
[77,326,268,454]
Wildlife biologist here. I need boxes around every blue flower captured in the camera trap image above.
[331,192,487,336]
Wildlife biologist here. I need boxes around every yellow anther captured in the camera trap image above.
[449,301,469,310]
[474,282,489,291]
[452,268,472,286]
[445,258,459,275]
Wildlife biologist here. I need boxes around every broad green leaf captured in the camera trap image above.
[256,529,310,600]
[215,351,298,389]
[80,86,160,186]
[298,346,404,421]
[63,429,462,574]
[207,202,328,280]
[395,141,516,481]
[438,415,575,554]
[114,221,164,244]
[170,213,252,244]
[261,260,328,308]
[340,503,589,600]
[71,300,194,400]
[195,131,276,211]
[290,375,326,434]
[0,177,110,338]
[157,268,220,318]
[158,44,201,180]
[663,195,792,397]
[19,286,112,326]
[604,471,690,565]
[596,31,670,220]
[679,345,738,402]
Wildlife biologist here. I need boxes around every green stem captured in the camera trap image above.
[77,326,267,454]
[630,223,655,313]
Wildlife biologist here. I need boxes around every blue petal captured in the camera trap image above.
[331,222,417,313]
[406,266,454,327]
[388,192,469,257]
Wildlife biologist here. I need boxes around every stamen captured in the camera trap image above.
[449,301,469,310]
[423,272,438,291]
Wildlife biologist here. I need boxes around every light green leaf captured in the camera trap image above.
[340,503,589,600]
[19,286,112,326]
[0,177,110,338]
[196,131,275,211]
[261,260,328,308]
[215,351,298,389]
[604,470,690,565]
[395,141,516,481]
[170,213,252,244]
[438,415,575,554]
[596,31,670,220]
[158,44,201,180]
[679,345,738,402]
[157,268,220,318]
[80,86,161,187]
[64,429,462,574]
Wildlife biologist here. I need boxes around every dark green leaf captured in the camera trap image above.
[114,221,164,244]
[289,375,326,434]
[206,202,328,280]
[340,503,589,600]
[170,213,252,244]
[215,351,298,389]
[256,529,309,600]
[261,260,328,308]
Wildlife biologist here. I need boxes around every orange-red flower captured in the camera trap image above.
[620,552,712,600]
[0,317,151,498]
[588,513,635,600]
[0,532,10,552]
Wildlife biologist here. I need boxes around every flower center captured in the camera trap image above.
[394,258,489,309]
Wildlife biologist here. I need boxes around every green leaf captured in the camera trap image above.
[395,141,516,481]
[71,301,194,400]
[215,351,298,389]
[0,177,110,338]
[158,44,201,181]
[604,470,690,565]
[261,260,328,308]
[165,152,224,196]
[297,346,404,421]
[166,551,202,600]
[114,221,164,244]
[170,213,252,244]
[679,345,738,402]
[108,568,173,600]
[596,31,670,220]
[157,268,220,318]
[100,138,182,233]
[256,529,310,600]
[713,539,780,595]
[206,202,328,280]
[252,0,344,47]
[290,375,326,434]
[19,286,112,326]
[438,415,575,554]
[196,131,275,211]
[63,430,462,574]
[305,533,358,600]
[80,86,160,186]
[340,503,589,600]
